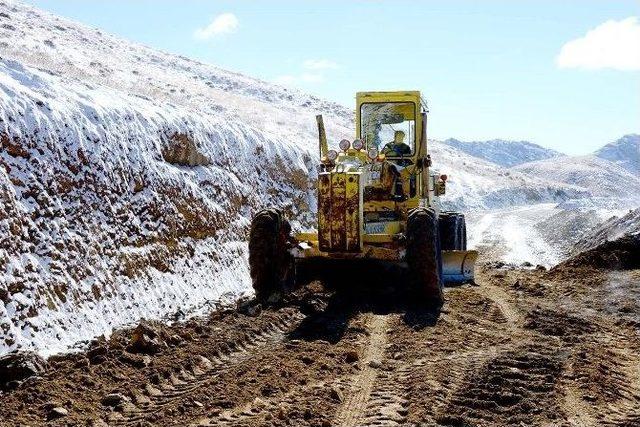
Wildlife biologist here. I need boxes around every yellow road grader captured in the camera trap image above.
[249,91,477,304]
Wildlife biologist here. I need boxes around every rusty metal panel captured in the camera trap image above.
[318,172,332,251]
[345,172,361,251]
[318,171,362,253]
[330,172,347,251]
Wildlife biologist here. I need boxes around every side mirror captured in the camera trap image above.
[417,156,432,168]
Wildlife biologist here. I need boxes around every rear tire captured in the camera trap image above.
[458,214,467,250]
[440,212,467,251]
[406,207,443,304]
[249,208,293,303]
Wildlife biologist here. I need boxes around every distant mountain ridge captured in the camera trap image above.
[441,138,565,167]
[594,134,639,176]
[512,155,640,201]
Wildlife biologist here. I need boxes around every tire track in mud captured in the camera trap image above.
[475,284,522,329]
[339,286,521,427]
[333,314,392,427]
[356,358,413,427]
[108,310,305,426]
[435,340,566,426]
[565,344,640,427]
[403,286,523,425]
[194,375,350,426]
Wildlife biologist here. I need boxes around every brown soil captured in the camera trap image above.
[1,261,639,427]
[554,233,640,271]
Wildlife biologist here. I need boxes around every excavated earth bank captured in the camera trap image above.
[1,240,639,427]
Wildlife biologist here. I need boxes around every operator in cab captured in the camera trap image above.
[382,130,411,157]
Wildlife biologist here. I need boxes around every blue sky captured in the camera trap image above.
[27,0,640,155]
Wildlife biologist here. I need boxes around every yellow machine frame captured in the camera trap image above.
[290,90,476,282]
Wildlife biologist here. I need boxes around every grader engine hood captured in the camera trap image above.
[318,169,364,252]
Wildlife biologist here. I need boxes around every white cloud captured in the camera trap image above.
[303,59,339,70]
[274,73,324,86]
[300,73,324,83]
[274,59,340,87]
[556,17,640,71]
[194,13,239,40]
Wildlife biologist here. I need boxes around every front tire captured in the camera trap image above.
[406,207,443,304]
[249,208,293,303]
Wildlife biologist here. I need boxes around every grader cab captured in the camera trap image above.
[249,91,477,304]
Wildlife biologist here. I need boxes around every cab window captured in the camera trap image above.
[360,102,416,156]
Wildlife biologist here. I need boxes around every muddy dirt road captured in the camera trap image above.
[2,257,639,426]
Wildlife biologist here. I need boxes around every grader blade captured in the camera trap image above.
[442,250,478,284]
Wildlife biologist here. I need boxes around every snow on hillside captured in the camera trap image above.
[0,0,355,356]
[441,138,564,167]
[594,134,640,176]
[428,141,585,211]
[530,200,631,258]
[467,203,564,267]
[512,155,640,202]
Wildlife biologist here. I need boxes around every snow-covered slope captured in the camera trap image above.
[428,141,585,211]
[594,134,639,176]
[512,155,640,202]
[441,138,564,167]
[0,0,354,356]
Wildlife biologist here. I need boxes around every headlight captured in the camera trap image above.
[339,139,350,151]
[352,139,364,150]
[367,147,379,160]
[327,149,338,161]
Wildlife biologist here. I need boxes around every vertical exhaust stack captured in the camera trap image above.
[316,114,328,159]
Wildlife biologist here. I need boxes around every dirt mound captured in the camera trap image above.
[553,233,640,271]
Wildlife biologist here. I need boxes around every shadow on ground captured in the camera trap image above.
[287,259,442,344]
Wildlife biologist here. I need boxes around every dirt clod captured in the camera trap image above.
[48,406,68,419]
[128,321,168,354]
[101,393,129,407]
[0,351,48,389]
[330,386,344,402]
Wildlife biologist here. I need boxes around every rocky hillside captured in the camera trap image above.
[442,138,564,167]
[0,0,354,356]
[594,134,639,176]
[573,207,640,254]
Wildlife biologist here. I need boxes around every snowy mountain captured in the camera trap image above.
[441,138,564,167]
[594,134,639,176]
[428,141,585,211]
[512,155,640,202]
[0,0,632,356]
